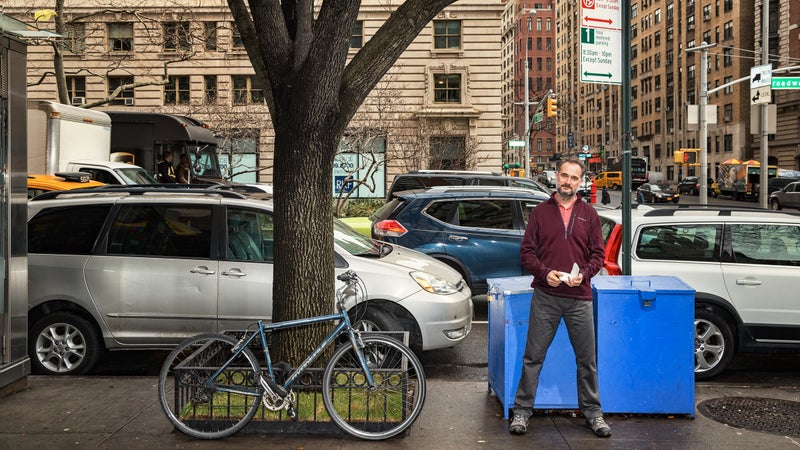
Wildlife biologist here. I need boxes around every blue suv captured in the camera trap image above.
[371,186,550,295]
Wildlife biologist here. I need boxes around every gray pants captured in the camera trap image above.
[512,290,602,420]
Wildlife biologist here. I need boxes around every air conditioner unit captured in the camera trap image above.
[71,96,86,106]
[123,98,135,106]
[724,114,732,122]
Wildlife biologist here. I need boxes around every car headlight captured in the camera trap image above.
[410,271,459,295]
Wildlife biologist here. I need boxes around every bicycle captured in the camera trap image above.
[157,270,426,440]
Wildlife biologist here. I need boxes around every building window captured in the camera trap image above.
[724,134,733,152]
[350,20,363,48]
[724,0,733,12]
[163,21,191,52]
[108,76,134,104]
[108,23,133,52]
[433,20,461,49]
[429,136,466,170]
[164,76,190,105]
[433,73,461,103]
[231,24,245,49]
[67,76,86,103]
[204,75,217,104]
[724,103,733,120]
[61,23,86,54]
[232,76,264,105]
[724,76,733,94]
[723,48,732,66]
[204,22,217,51]
[723,21,733,40]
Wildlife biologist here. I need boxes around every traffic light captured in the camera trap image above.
[675,148,699,165]
[673,150,684,165]
[546,97,558,117]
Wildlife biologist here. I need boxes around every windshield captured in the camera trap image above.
[191,146,223,178]
[116,167,157,184]
[334,218,381,256]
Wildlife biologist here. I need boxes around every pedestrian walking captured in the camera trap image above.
[508,158,611,438]
[601,186,611,205]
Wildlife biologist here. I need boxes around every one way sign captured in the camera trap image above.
[751,86,771,105]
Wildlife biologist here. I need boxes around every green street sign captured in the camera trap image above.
[771,77,800,89]
[508,140,525,148]
[533,112,543,124]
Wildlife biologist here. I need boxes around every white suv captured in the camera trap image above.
[598,205,800,379]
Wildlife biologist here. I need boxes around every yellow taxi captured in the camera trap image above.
[28,173,106,199]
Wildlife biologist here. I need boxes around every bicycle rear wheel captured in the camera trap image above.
[322,335,426,440]
[158,333,262,439]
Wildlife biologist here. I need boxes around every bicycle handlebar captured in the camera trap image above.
[336,270,358,283]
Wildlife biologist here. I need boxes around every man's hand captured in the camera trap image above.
[548,270,583,287]
[546,270,562,287]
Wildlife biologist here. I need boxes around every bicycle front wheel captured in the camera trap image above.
[322,335,426,440]
[158,333,262,439]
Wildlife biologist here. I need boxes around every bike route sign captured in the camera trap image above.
[580,0,622,85]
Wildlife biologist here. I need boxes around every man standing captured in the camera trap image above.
[509,158,611,438]
[157,150,177,183]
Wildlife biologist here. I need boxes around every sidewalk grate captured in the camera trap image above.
[697,397,800,437]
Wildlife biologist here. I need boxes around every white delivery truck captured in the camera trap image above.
[26,100,155,184]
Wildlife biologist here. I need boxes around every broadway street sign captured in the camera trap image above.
[771,77,800,90]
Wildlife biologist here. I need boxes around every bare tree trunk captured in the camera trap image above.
[271,110,338,364]
[53,0,69,104]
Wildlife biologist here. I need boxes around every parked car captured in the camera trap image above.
[537,170,557,188]
[767,177,800,195]
[770,181,800,210]
[676,176,699,194]
[676,176,717,197]
[27,187,473,375]
[598,205,800,379]
[636,182,680,203]
[371,186,550,295]
[387,170,550,200]
[27,172,105,199]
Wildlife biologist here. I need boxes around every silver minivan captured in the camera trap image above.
[27,189,473,375]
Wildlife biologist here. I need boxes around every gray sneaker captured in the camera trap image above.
[509,413,528,435]
[586,416,612,437]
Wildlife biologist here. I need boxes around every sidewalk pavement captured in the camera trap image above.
[1,376,799,449]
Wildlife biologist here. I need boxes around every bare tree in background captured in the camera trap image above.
[23,1,218,107]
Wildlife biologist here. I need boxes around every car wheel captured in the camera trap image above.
[691,188,698,196]
[612,183,619,190]
[350,306,404,336]
[672,197,680,203]
[29,312,102,375]
[694,307,734,380]
[770,198,782,210]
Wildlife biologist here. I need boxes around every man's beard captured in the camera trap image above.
[558,185,576,198]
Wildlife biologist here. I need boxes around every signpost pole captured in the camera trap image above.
[759,0,770,209]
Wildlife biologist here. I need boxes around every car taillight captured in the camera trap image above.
[604,224,623,276]
[373,220,408,237]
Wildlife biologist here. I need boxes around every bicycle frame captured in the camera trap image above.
[202,304,376,397]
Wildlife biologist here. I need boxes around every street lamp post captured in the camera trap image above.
[523,9,535,178]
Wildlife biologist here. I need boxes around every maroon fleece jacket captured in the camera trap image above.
[520,193,606,300]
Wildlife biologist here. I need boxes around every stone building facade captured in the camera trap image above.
[8,0,506,195]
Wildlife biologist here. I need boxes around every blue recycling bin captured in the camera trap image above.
[592,275,695,416]
[487,276,578,419]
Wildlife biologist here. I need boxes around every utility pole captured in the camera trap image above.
[686,41,717,205]
[759,0,770,209]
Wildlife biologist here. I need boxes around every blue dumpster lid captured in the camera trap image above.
[487,276,534,295]
[591,275,695,294]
